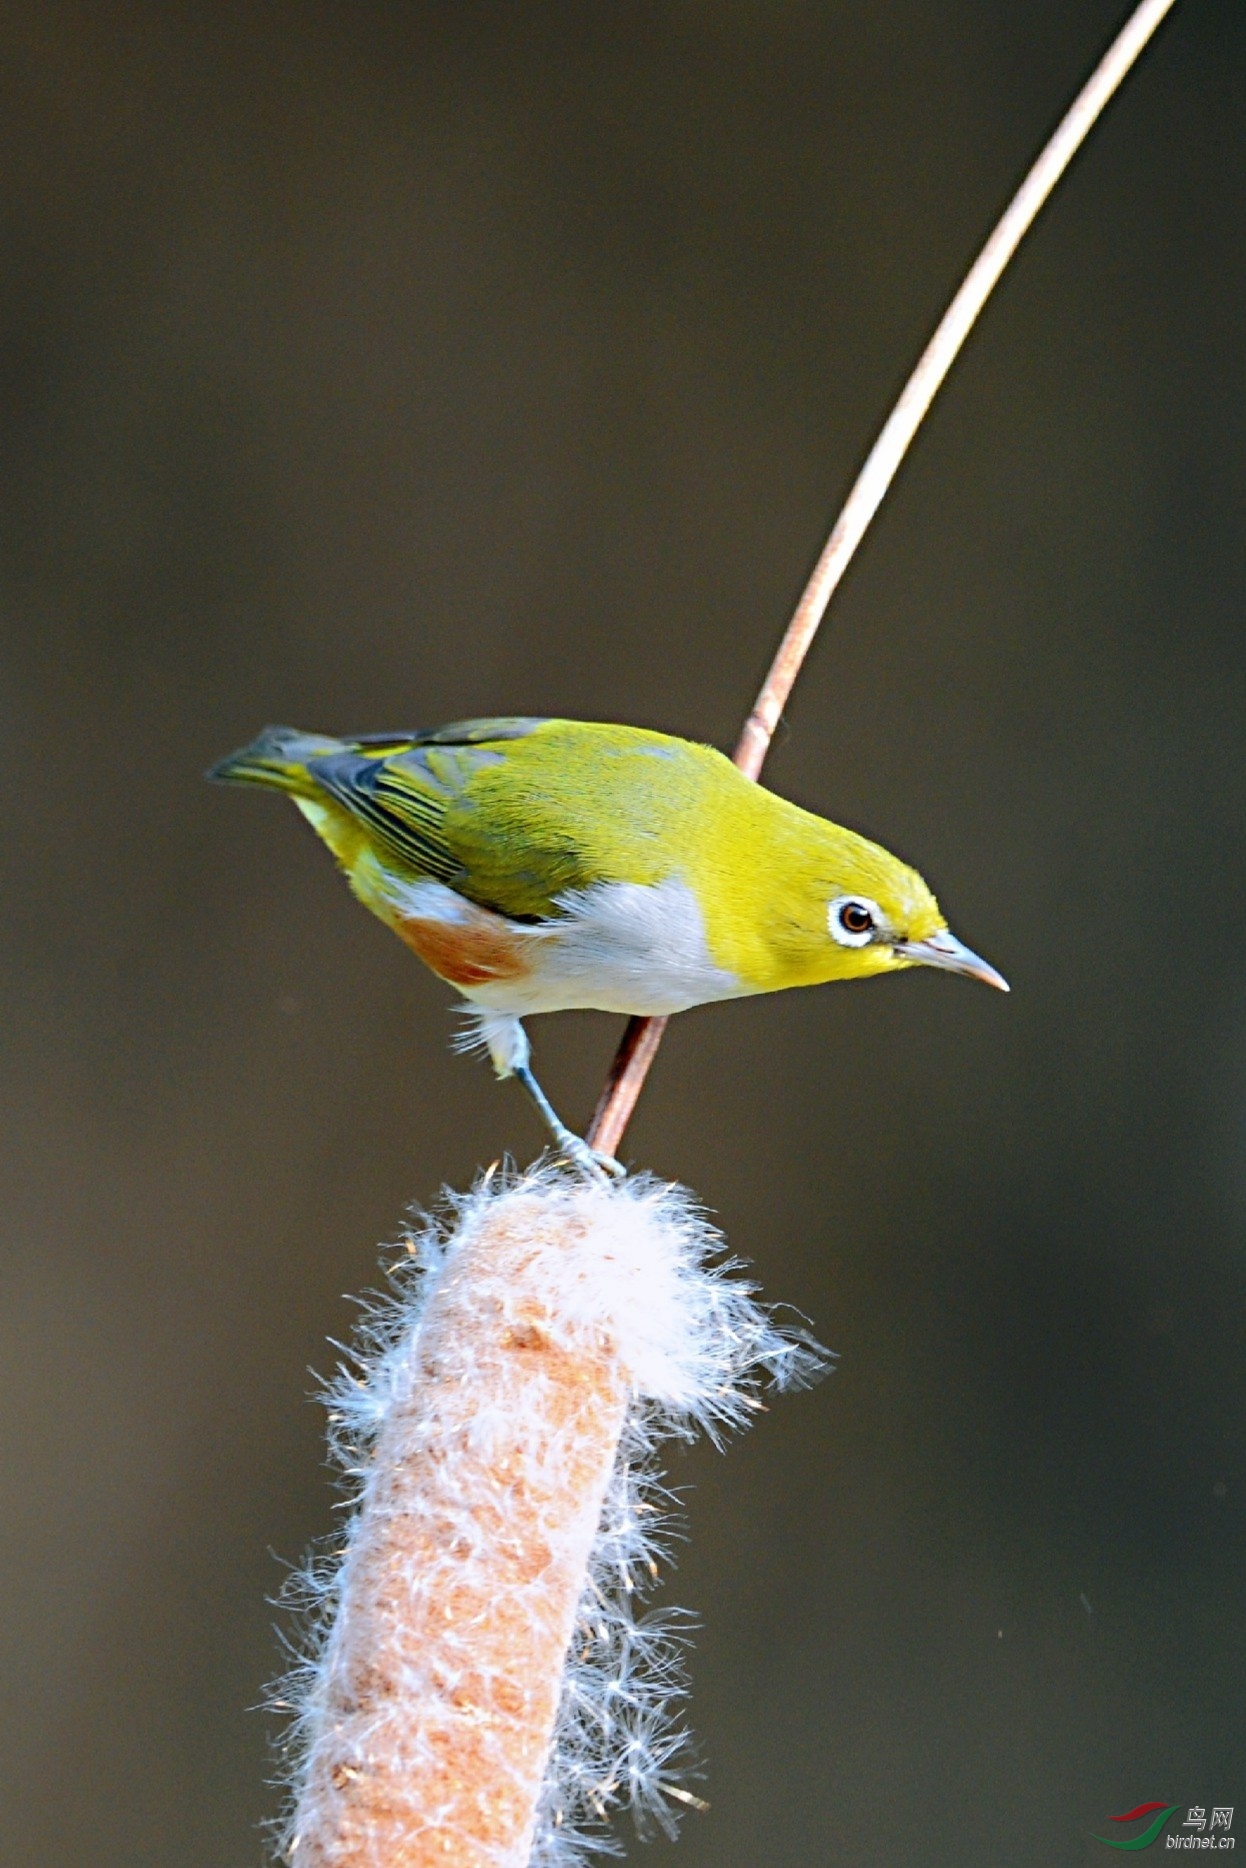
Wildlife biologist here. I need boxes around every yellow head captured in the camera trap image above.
[697,786,1009,999]
[815,822,1007,991]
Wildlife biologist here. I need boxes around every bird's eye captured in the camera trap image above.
[829,895,880,947]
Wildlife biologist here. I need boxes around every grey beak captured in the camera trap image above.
[892,928,1010,992]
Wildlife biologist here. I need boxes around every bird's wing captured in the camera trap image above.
[306,719,578,911]
[305,717,687,921]
[306,746,462,885]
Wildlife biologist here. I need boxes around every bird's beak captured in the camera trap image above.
[892,928,1010,992]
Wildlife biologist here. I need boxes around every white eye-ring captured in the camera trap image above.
[829,894,882,948]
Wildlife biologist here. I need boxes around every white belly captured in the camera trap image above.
[384,874,744,1017]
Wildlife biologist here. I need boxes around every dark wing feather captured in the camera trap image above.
[307,750,464,884]
[342,717,548,751]
[305,722,550,887]
[409,716,550,746]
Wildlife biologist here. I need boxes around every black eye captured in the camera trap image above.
[839,901,875,935]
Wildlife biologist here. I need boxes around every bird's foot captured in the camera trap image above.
[552,1127,626,1184]
[508,1056,624,1184]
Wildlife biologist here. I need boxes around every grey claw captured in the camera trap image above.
[555,1131,625,1184]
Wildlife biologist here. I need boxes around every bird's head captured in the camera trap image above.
[792,821,1009,994]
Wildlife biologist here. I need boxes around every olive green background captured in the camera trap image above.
[1,3,1242,1862]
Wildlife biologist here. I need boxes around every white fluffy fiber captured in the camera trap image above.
[272,1165,828,1864]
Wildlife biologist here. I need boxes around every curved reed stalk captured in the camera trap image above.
[588,0,1178,1160]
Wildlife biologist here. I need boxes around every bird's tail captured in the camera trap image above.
[207,725,346,797]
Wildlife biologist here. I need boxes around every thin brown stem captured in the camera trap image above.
[588,1014,669,1163]
[587,0,1177,1157]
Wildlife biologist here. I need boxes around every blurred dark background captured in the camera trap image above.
[1,2,1243,1862]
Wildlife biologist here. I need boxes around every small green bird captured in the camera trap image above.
[210,716,1007,1175]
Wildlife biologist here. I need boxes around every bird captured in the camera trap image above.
[210,716,1007,1177]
